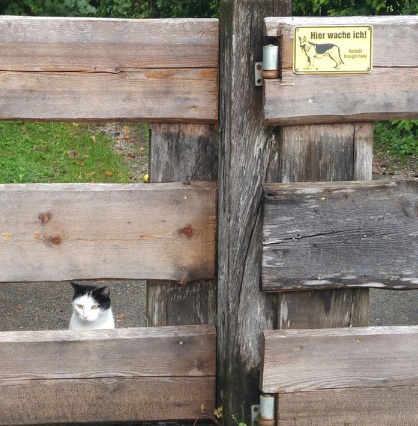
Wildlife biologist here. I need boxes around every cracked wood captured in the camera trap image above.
[0,182,216,283]
[262,179,418,291]
[0,16,219,122]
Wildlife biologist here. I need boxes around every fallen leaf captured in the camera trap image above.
[67,150,78,159]
[105,170,113,176]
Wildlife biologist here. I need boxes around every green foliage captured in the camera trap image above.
[1,0,219,18]
[293,0,418,16]
[374,120,418,157]
[0,122,131,183]
[94,0,219,18]
[1,0,96,16]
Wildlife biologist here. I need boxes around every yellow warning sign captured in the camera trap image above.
[293,26,373,74]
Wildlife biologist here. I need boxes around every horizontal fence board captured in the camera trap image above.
[0,182,216,283]
[263,16,418,125]
[0,325,216,380]
[278,386,418,426]
[0,324,216,424]
[264,68,418,126]
[265,16,418,69]
[0,17,219,71]
[262,179,418,291]
[261,326,418,393]
[0,69,218,122]
[0,377,214,425]
[0,16,219,122]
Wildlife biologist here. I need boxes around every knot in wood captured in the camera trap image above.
[39,213,51,223]
[49,235,62,245]
[181,226,194,237]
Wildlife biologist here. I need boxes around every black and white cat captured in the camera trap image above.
[69,282,115,330]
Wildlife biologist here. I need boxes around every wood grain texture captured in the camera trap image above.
[0,182,216,283]
[217,0,291,421]
[278,386,418,426]
[0,69,218,122]
[0,17,219,71]
[147,123,218,328]
[0,325,216,380]
[0,377,215,425]
[0,16,219,122]
[263,16,418,125]
[277,124,370,329]
[262,179,418,291]
[265,16,418,68]
[264,69,418,126]
[0,325,216,424]
[261,326,418,393]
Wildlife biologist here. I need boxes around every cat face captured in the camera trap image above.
[70,282,111,324]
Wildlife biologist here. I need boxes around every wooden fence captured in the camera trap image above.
[260,15,418,426]
[1,9,418,426]
[0,16,218,425]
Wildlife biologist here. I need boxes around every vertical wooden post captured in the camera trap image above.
[277,124,372,329]
[146,123,218,326]
[218,0,291,422]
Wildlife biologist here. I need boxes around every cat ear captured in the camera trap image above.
[70,281,81,291]
[99,286,110,298]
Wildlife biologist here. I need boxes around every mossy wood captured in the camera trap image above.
[261,326,418,425]
[0,325,216,424]
[0,17,218,123]
[262,179,418,291]
[0,181,216,283]
[263,16,418,125]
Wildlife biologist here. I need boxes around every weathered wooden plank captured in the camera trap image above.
[0,325,216,380]
[0,324,216,424]
[0,377,215,425]
[217,0,291,422]
[0,182,216,282]
[0,69,218,122]
[264,69,418,126]
[263,16,418,125]
[278,386,418,426]
[261,326,418,393]
[0,16,219,71]
[0,16,218,122]
[147,123,218,328]
[265,16,418,69]
[277,124,370,328]
[263,179,418,291]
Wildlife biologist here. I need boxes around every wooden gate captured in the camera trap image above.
[260,15,418,425]
[0,16,218,425]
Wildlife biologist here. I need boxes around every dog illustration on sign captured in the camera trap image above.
[298,36,344,70]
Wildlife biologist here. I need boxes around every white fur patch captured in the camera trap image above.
[69,293,115,330]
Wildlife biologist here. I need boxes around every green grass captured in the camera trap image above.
[0,121,131,183]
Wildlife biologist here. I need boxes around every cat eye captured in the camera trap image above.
[77,304,84,309]
[91,305,99,310]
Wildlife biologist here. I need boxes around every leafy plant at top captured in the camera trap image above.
[293,0,418,16]
[1,0,96,16]
[374,120,418,158]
